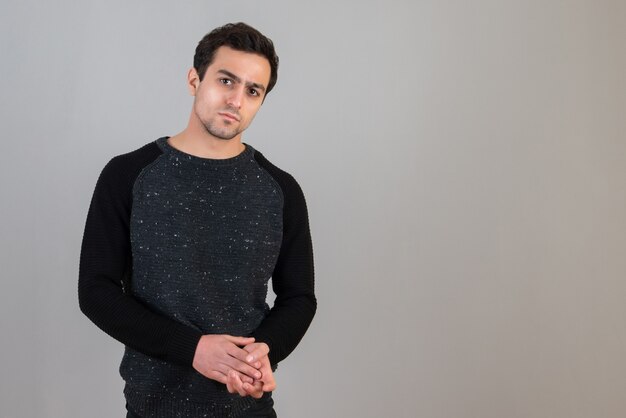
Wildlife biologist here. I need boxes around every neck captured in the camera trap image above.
[168,126,244,160]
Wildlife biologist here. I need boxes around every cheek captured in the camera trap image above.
[195,92,220,112]
[245,104,263,120]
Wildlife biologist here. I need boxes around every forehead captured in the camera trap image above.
[207,46,271,87]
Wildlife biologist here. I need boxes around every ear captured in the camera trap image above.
[187,67,200,96]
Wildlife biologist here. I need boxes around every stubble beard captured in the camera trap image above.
[196,105,244,140]
[201,120,241,140]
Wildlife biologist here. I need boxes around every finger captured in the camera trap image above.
[226,372,236,394]
[221,366,253,384]
[240,373,254,384]
[229,371,248,397]
[224,351,263,379]
[224,335,255,346]
[223,358,263,380]
[243,381,264,399]
[228,345,260,366]
[244,343,269,364]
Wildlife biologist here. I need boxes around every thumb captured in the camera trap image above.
[262,380,277,392]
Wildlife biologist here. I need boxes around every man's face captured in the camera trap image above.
[189,46,271,141]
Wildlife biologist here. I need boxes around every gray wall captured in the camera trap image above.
[1,1,625,417]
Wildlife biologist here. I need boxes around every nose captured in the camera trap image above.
[226,86,244,109]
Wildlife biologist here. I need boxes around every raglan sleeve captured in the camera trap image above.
[78,156,202,366]
[251,174,317,366]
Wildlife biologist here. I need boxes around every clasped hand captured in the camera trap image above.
[192,335,276,398]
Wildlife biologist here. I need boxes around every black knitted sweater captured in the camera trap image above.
[78,137,316,417]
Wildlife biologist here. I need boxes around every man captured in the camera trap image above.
[78,22,316,418]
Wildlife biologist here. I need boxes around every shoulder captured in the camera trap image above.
[251,148,305,200]
[251,148,311,226]
[98,140,164,185]
[93,139,164,204]
[105,140,163,174]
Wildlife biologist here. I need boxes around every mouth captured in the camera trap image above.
[219,112,240,122]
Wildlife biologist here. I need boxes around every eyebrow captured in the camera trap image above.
[217,69,266,92]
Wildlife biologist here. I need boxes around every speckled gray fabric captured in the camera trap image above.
[122,137,283,417]
[80,134,315,417]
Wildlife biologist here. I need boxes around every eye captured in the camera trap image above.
[219,78,232,85]
[248,88,259,97]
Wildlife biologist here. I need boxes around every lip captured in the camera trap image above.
[219,112,240,122]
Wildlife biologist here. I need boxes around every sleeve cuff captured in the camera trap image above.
[165,326,203,366]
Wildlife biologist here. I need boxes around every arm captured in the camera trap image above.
[78,156,202,365]
[230,172,315,397]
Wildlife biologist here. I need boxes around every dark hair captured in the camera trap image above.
[194,22,279,94]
